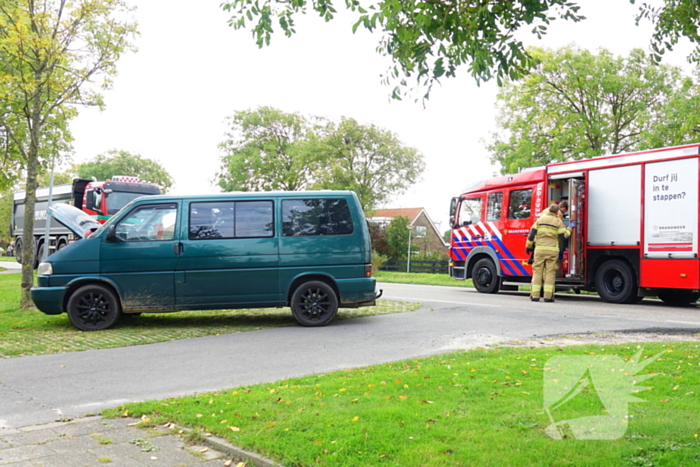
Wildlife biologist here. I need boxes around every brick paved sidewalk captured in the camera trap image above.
[0,416,275,467]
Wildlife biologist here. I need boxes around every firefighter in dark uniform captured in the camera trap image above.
[526,204,573,302]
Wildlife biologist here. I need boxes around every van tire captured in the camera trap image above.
[595,260,637,304]
[472,258,500,294]
[291,281,338,327]
[67,284,122,331]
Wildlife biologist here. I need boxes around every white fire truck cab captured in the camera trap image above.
[449,143,700,306]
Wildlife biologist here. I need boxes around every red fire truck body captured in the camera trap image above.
[448,143,700,305]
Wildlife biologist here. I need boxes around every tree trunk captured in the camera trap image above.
[19,111,42,309]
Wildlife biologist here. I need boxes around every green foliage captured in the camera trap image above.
[371,251,387,273]
[216,107,424,211]
[487,47,700,173]
[221,0,585,99]
[216,107,319,192]
[384,215,410,260]
[635,0,700,64]
[443,229,452,244]
[310,118,425,210]
[74,150,174,193]
[0,191,12,244]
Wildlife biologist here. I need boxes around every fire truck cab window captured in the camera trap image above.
[508,189,533,220]
[459,198,482,226]
[487,192,502,221]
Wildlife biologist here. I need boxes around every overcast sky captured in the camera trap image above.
[68,0,694,230]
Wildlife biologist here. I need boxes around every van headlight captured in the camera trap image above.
[37,262,53,276]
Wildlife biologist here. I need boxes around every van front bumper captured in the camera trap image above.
[338,278,378,308]
[31,286,66,315]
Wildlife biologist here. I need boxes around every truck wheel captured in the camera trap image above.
[67,284,122,331]
[14,239,22,263]
[658,290,700,306]
[595,260,637,304]
[290,281,338,327]
[472,258,500,294]
[34,244,44,269]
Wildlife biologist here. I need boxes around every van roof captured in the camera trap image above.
[131,190,358,202]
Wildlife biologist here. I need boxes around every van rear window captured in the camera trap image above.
[282,199,354,237]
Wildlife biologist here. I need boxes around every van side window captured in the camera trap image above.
[115,204,178,242]
[508,189,533,219]
[235,201,274,238]
[487,192,502,221]
[282,199,353,237]
[189,202,234,239]
[458,198,481,226]
[189,201,273,239]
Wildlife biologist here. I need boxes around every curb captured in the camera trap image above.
[166,422,283,467]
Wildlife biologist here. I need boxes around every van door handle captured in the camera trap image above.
[173,243,183,255]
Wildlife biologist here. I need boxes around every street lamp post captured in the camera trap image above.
[406,226,413,273]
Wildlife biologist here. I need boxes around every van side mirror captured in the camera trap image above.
[449,215,457,229]
[105,224,121,243]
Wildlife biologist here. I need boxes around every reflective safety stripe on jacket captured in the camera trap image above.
[526,211,571,252]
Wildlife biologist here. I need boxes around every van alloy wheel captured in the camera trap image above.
[67,284,122,331]
[291,281,338,327]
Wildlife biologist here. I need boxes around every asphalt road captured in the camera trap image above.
[1,282,699,429]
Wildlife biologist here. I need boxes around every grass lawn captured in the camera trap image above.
[375,271,474,288]
[0,273,420,357]
[108,342,700,467]
[0,256,15,262]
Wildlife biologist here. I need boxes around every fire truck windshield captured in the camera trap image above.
[106,191,154,215]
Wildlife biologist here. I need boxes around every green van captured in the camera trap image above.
[31,191,379,331]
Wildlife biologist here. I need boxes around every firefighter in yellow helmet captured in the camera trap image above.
[526,204,573,302]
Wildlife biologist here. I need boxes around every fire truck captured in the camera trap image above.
[11,176,161,267]
[448,142,700,305]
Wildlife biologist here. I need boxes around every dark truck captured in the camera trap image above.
[11,176,161,267]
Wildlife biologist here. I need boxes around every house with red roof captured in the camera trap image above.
[368,207,447,255]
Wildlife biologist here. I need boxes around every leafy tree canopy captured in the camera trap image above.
[216,107,424,211]
[221,0,700,98]
[383,215,411,260]
[217,107,320,192]
[74,150,174,192]
[309,117,425,209]
[0,0,137,307]
[487,46,700,173]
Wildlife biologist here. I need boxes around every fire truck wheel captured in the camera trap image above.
[472,258,500,294]
[67,284,122,331]
[658,290,700,306]
[595,259,637,304]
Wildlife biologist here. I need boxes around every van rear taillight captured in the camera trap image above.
[365,264,373,277]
